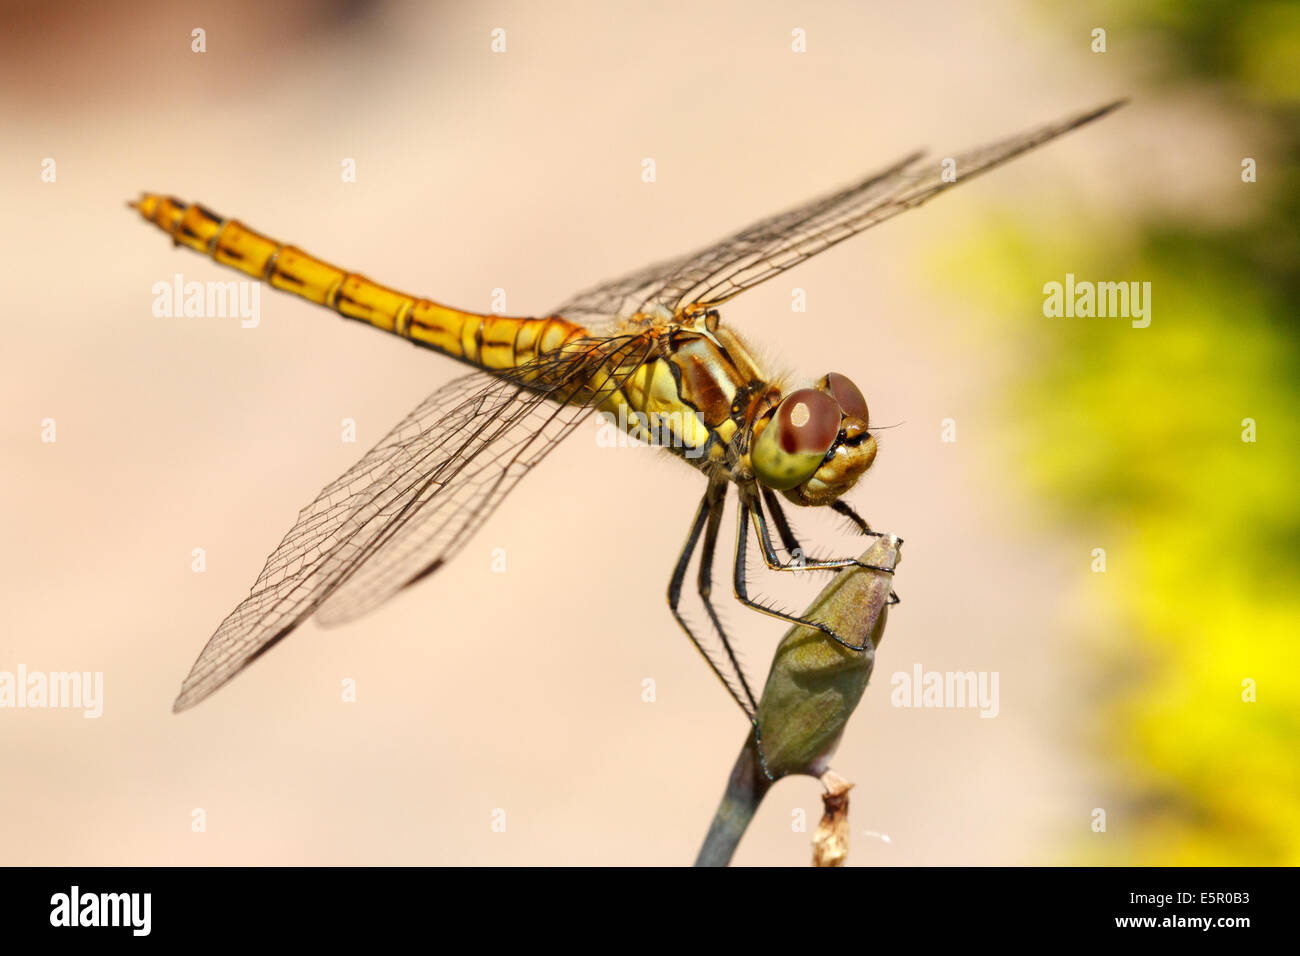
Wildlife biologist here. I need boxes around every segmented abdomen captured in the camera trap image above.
[130,194,588,374]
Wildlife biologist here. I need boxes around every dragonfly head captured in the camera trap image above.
[750,373,876,506]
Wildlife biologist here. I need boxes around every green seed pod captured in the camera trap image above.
[754,534,900,779]
[695,534,902,866]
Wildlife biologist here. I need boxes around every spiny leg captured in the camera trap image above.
[759,486,806,562]
[761,489,893,556]
[748,493,896,576]
[830,498,901,605]
[831,498,902,544]
[831,498,877,535]
[732,498,874,653]
[697,484,759,715]
[667,483,758,718]
[761,486,887,571]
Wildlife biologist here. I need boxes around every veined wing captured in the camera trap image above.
[548,150,917,328]
[173,333,654,712]
[556,100,1126,328]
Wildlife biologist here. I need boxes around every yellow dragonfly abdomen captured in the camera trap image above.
[131,194,750,468]
[129,194,588,373]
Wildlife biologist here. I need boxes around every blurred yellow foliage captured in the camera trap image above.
[940,210,1299,863]
[916,0,1300,867]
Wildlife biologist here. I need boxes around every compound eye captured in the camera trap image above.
[751,389,841,491]
[775,389,840,454]
[823,372,869,422]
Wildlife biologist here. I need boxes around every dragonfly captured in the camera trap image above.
[133,100,1124,720]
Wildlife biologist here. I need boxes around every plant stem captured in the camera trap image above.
[695,734,771,867]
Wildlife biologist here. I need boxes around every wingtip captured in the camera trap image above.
[171,684,201,713]
[1088,97,1131,120]
[1049,98,1129,139]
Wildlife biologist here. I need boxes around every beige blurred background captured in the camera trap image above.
[0,0,1227,865]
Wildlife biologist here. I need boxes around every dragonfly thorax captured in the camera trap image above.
[596,322,771,465]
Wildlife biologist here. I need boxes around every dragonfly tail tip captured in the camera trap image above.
[127,192,161,219]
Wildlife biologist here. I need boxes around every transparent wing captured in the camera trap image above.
[552,153,920,329]
[172,333,654,712]
[556,100,1125,329]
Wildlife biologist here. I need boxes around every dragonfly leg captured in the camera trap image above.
[732,499,874,653]
[759,486,806,557]
[828,498,902,606]
[749,493,896,576]
[667,483,759,718]
[831,498,891,540]
[697,484,759,715]
[761,486,892,558]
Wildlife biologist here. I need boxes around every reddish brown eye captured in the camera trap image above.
[824,372,869,422]
[775,389,840,456]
